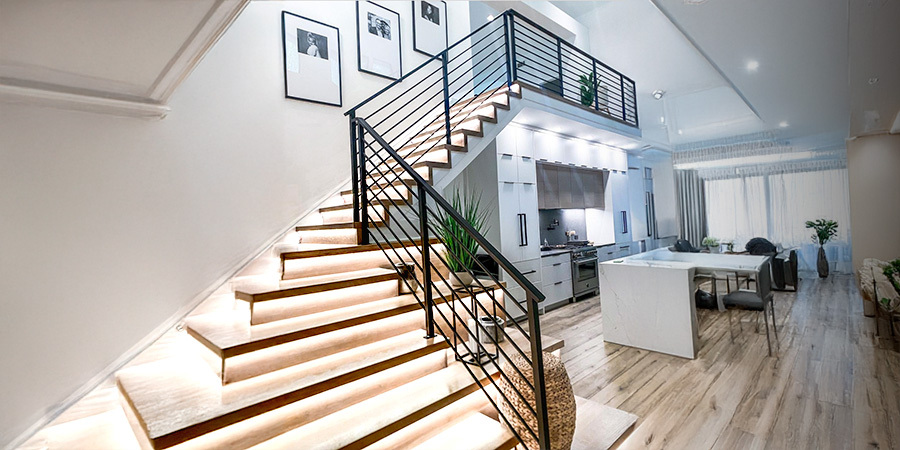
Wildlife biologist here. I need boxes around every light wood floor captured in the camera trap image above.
[541,274,900,449]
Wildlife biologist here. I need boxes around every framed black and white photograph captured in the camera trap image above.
[413,0,448,57]
[357,2,402,80]
[282,11,342,106]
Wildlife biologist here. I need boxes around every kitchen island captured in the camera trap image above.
[598,249,768,359]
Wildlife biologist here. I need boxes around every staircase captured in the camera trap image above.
[103,84,545,450]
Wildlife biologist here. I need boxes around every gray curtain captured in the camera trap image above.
[675,169,707,247]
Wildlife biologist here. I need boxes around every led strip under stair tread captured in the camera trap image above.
[278,238,441,261]
[246,362,497,450]
[411,412,517,450]
[185,290,466,358]
[117,331,448,449]
[234,267,399,303]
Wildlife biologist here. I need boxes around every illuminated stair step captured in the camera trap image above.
[117,331,449,449]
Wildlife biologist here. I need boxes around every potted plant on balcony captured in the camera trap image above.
[805,218,838,278]
[578,72,597,107]
[433,188,490,289]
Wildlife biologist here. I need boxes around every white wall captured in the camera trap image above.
[848,133,900,270]
[0,1,471,445]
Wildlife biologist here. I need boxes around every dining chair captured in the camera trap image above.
[722,260,779,356]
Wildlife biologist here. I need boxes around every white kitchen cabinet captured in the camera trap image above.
[498,182,540,262]
[610,171,631,243]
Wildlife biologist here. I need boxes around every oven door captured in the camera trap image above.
[572,256,599,294]
[574,257,598,282]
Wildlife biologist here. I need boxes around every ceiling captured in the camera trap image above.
[551,0,899,147]
[0,0,248,116]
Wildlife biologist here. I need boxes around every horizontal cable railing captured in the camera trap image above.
[509,11,639,127]
[342,10,638,449]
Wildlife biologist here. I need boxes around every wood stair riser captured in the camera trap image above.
[420,109,493,137]
[282,246,425,280]
[319,204,386,225]
[246,363,496,450]
[118,343,451,450]
[214,310,427,383]
[342,188,412,206]
[360,387,494,450]
[245,278,400,325]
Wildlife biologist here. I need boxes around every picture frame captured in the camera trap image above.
[282,11,342,106]
[356,1,402,80]
[412,0,448,57]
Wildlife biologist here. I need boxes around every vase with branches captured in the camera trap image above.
[432,188,490,289]
[805,218,838,278]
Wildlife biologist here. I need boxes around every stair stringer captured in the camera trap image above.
[431,97,524,192]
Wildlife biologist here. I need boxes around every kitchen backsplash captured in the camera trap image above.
[539,209,587,245]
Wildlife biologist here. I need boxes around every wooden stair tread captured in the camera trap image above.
[412,412,516,450]
[248,363,494,450]
[117,331,447,447]
[318,201,389,214]
[185,294,423,355]
[188,286,486,356]
[295,222,385,232]
[280,238,440,261]
[234,267,399,302]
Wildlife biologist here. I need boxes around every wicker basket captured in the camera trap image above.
[498,352,576,450]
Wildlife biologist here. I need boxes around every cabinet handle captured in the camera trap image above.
[554,281,563,285]
[522,270,537,275]
[518,213,528,247]
[553,263,562,267]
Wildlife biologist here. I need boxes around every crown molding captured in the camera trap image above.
[0,84,170,119]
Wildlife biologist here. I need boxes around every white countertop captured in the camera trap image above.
[602,248,768,272]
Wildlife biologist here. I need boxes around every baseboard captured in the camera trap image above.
[3,177,351,450]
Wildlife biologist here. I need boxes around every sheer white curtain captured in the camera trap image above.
[769,169,852,273]
[705,167,852,273]
[705,176,767,246]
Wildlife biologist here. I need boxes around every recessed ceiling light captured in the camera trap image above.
[677,129,683,135]
[659,116,665,124]
[746,60,760,72]
[778,121,789,128]
[487,15,495,21]
[652,90,665,100]
[868,77,879,85]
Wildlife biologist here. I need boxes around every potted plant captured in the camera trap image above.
[432,188,490,289]
[805,218,838,278]
[701,236,720,253]
[578,72,597,107]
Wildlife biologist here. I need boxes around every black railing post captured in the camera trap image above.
[620,75,627,122]
[419,183,435,338]
[356,122,370,245]
[509,15,518,82]
[503,14,512,89]
[631,81,639,128]
[526,291,550,450]
[441,50,452,145]
[349,112,360,223]
[556,37,564,98]
[592,60,599,111]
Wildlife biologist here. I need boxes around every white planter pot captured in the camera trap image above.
[450,271,474,289]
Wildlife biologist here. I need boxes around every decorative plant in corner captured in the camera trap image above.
[432,188,490,289]
[578,72,597,107]
[805,218,838,278]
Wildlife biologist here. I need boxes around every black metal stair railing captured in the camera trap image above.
[341,10,638,449]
